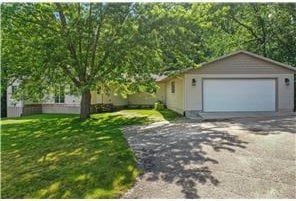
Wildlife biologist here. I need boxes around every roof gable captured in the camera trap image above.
[157,50,295,82]
[187,52,293,75]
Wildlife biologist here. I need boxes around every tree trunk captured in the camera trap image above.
[1,87,7,117]
[80,89,91,120]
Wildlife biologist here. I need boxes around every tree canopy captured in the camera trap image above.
[1,3,295,119]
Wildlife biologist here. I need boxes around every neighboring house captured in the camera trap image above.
[7,50,295,117]
[7,79,166,117]
[7,84,82,117]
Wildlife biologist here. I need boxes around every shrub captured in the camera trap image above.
[154,101,164,111]
[92,103,114,113]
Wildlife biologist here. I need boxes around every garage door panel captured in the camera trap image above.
[203,79,276,112]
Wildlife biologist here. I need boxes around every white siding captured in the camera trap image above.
[128,83,166,105]
[91,90,128,106]
[7,107,23,117]
[7,81,23,117]
[7,81,23,107]
[165,76,184,114]
[43,87,80,105]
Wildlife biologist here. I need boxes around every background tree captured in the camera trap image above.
[196,3,296,65]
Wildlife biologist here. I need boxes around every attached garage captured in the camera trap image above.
[158,50,295,117]
[202,78,276,112]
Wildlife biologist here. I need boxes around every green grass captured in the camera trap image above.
[1,109,181,198]
[116,108,182,122]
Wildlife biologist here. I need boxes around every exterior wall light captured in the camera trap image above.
[192,78,196,86]
[284,78,290,86]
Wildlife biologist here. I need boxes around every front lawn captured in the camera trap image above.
[116,108,182,122]
[1,109,180,198]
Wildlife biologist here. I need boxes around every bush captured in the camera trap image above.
[91,103,114,113]
[154,101,164,111]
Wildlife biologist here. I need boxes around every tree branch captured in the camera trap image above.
[60,64,81,87]
[55,3,83,80]
[77,3,83,62]
[229,12,259,39]
[89,4,133,81]
[84,3,93,67]
[90,6,106,69]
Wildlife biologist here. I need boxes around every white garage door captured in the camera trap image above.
[203,79,276,112]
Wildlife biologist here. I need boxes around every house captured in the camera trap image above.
[6,77,167,117]
[7,50,295,117]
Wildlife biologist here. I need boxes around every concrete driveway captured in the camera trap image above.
[123,116,296,198]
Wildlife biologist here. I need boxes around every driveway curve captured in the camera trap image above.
[123,116,296,198]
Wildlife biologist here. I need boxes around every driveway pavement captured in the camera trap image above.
[123,116,296,198]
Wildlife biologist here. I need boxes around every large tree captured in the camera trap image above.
[2,3,203,119]
[3,3,295,119]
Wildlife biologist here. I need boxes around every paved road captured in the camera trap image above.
[123,116,296,198]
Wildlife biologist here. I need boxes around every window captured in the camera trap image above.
[171,81,175,93]
[11,86,17,94]
[60,89,65,103]
[192,78,196,86]
[55,86,65,103]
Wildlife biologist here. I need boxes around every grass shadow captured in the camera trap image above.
[1,113,151,198]
[158,109,183,122]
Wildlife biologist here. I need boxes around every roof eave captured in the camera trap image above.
[157,50,296,83]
